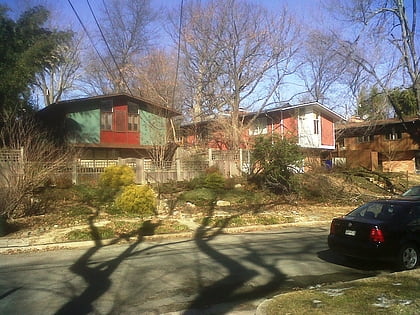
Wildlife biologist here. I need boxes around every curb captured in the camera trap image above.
[0,221,331,254]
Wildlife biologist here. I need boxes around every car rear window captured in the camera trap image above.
[346,202,403,221]
[402,186,420,196]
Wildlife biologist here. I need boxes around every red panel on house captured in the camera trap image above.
[321,116,334,146]
[101,104,140,145]
[282,113,298,138]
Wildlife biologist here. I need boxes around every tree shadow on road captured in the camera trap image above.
[184,209,287,314]
[54,213,160,315]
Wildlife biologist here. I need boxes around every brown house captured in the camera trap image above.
[335,117,420,173]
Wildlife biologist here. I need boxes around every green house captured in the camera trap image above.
[38,93,180,160]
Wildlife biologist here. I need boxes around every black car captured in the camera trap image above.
[402,186,420,198]
[328,199,420,270]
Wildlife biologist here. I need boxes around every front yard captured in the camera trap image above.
[3,170,417,245]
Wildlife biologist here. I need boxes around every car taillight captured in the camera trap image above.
[370,227,384,243]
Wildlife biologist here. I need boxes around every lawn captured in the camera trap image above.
[260,269,420,315]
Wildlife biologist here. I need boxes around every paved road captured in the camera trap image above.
[0,224,392,314]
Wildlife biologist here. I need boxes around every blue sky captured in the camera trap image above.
[0,0,322,24]
[1,0,346,112]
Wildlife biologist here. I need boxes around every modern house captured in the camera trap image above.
[180,102,344,166]
[335,117,420,173]
[38,93,180,161]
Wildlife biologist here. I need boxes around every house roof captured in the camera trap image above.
[180,101,344,128]
[38,93,181,117]
[336,116,420,130]
[253,101,345,122]
[335,116,420,137]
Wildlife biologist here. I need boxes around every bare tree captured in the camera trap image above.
[327,0,419,118]
[132,49,180,109]
[82,0,157,94]
[33,33,83,106]
[0,111,76,219]
[173,0,300,149]
[297,30,349,105]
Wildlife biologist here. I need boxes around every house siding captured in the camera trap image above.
[101,104,140,145]
[280,111,298,138]
[336,119,420,173]
[140,111,166,145]
[68,109,100,143]
[383,159,415,173]
[321,116,334,146]
[298,109,320,148]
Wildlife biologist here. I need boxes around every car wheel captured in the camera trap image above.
[397,244,419,270]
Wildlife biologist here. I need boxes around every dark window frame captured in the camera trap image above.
[357,135,374,143]
[127,102,139,132]
[385,128,402,141]
[100,100,113,131]
[313,112,320,135]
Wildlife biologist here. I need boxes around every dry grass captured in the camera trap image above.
[261,270,420,315]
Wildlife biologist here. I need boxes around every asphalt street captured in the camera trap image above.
[0,224,392,314]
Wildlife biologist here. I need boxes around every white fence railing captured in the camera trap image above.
[71,149,251,185]
[0,149,24,187]
[0,148,251,186]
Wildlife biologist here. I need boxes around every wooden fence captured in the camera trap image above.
[0,148,251,186]
[71,149,251,185]
[0,148,23,187]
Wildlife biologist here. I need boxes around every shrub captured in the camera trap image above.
[249,136,304,194]
[186,175,206,190]
[98,165,135,201]
[185,168,226,191]
[203,172,225,190]
[114,185,157,217]
[73,184,99,204]
[179,188,216,206]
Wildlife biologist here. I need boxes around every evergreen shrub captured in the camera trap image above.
[115,184,157,217]
[203,172,225,190]
[98,165,135,201]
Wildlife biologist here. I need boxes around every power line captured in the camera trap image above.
[87,0,134,96]
[67,0,118,88]
[172,0,184,110]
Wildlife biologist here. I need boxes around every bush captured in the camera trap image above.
[249,136,304,194]
[203,172,225,190]
[185,167,226,191]
[186,175,206,190]
[73,184,99,204]
[114,185,156,217]
[98,165,135,201]
[179,188,217,206]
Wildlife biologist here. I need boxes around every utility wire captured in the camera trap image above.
[171,0,184,110]
[67,0,118,87]
[87,0,134,96]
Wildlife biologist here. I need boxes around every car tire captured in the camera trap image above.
[397,243,419,270]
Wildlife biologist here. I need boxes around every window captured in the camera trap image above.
[100,100,113,130]
[115,110,126,132]
[249,117,268,135]
[357,135,374,143]
[128,102,139,131]
[313,113,320,134]
[385,128,402,141]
